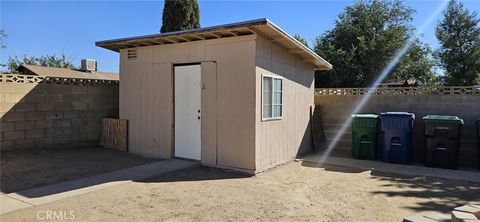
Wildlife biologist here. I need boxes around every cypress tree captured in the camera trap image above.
[160,0,200,33]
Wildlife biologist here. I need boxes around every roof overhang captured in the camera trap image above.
[96,18,332,70]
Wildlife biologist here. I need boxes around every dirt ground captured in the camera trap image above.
[1,160,479,222]
[0,147,157,193]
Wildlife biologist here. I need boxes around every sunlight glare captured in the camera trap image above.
[315,0,450,165]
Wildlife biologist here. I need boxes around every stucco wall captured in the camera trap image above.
[0,77,119,151]
[254,35,316,172]
[314,92,479,168]
[119,35,257,171]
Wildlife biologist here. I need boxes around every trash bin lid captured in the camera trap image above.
[351,114,378,118]
[380,112,415,118]
[422,115,464,124]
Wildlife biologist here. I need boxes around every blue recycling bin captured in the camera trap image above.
[379,112,415,164]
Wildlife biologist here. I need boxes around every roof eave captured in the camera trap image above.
[95,18,333,70]
[95,18,269,52]
[263,20,332,70]
[315,65,333,71]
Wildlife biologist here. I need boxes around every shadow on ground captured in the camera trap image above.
[301,160,369,173]
[136,166,251,183]
[369,171,480,213]
[10,164,247,199]
[0,147,156,194]
[301,160,480,213]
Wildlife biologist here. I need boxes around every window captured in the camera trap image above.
[262,75,283,120]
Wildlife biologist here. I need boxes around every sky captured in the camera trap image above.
[1,0,479,73]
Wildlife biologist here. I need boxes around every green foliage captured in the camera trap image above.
[5,54,76,74]
[160,0,200,33]
[390,40,437,86]
[435,0,480,86]
[0,29,6,48]
[314,0,436,87]
[293,34,309,48]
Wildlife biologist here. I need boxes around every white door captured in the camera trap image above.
[174,65,201,160]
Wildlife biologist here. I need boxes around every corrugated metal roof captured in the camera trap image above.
[96,18,332,70]
[19,64,119,80]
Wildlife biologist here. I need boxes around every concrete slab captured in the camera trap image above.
[455,205,480,214]
[452,210,479,222]
[403,216,436,222]
[403,214,450,222]
[301,155,480,183]
[1,159,197,215]
[0,195,33,216]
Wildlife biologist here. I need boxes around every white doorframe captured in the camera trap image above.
[174,64,202,160]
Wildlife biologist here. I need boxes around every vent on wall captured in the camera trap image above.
[127,49,137,60]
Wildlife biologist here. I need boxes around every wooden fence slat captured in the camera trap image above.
[100,118,128,151]
[312,105,327,152]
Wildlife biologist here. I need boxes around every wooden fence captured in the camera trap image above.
[100,118,128,151]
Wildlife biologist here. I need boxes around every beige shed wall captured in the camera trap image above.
[255,35,315,172]
[119,35,257,171]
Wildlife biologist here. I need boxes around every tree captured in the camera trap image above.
[390,40,437,86]
[0,29,6,48]
[160,0,200,33]
[314,0,436,87]
[435,0,480,86]
[5,54,76,74]
[293,34,309,48]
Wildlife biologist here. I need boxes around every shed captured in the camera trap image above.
[96,18,332,173]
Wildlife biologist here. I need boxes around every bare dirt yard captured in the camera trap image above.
[1,160,479,222]
[0,147,157,193]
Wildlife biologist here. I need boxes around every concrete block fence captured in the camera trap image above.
[0,74,119,151]
[314,87,480,169]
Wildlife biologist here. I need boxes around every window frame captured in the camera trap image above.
[261,74,283,121]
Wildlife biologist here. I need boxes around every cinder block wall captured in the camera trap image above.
[0,78,119,151]
[315,91,479,169]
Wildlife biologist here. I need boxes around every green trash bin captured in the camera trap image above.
[351,114,379,160]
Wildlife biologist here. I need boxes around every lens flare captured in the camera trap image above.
[315,0,449,165]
